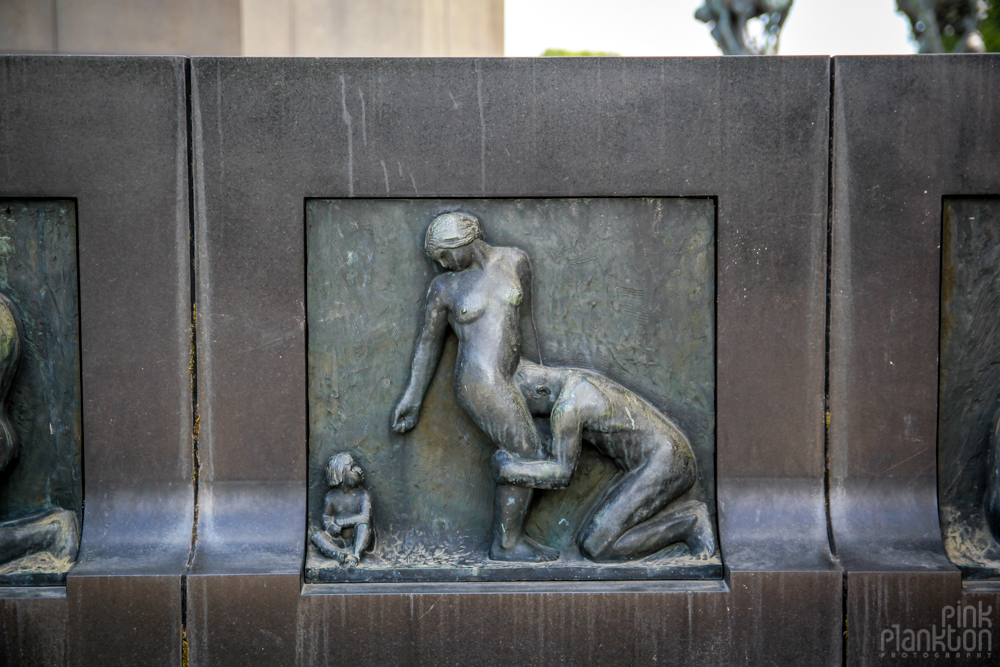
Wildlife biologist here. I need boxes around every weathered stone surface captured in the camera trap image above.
[829,54,1000,666]
[190,54,836,665]
[1,55,193,667]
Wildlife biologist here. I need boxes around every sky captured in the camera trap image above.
[505,0,916,57]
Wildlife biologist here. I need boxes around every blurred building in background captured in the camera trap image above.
[0,0,504,56]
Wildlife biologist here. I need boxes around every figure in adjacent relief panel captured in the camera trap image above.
[0,200,92,583]
[938,198,1000,576]
[986,419,1000,543]
[0,291,79,574]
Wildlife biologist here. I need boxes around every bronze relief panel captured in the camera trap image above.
[306,198,718,582]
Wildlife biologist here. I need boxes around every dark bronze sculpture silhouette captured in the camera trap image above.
[695,0,793,55]
[311,453,373,566]
[0,291,79,574]
[392,212,558,562]
[494,360,715,561]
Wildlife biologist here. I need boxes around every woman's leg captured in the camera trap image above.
[459,377,541,457]
[459,379,558,561]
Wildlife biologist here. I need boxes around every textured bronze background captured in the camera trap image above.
[0,199,81,586]
[939,197,1000,576]
[306,197,717,581]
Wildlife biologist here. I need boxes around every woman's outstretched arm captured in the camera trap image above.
[392,280,449,432]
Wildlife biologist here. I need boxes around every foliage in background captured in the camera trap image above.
[983,0,1000,50]
[540,48,621,57]
[552,0,999,56]
[695,0,794,55]
[896,0,989,52]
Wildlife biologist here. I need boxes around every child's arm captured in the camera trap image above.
[321,494,341,534]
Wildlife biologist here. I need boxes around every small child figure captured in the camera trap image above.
[311,452,372,566]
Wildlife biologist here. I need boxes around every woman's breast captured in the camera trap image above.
[453,280,522,325]
[453,292,488,324]
[502,283,523,307]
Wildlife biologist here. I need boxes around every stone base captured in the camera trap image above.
[306,539,722,583]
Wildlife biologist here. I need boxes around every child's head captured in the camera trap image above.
[326,452,364,488]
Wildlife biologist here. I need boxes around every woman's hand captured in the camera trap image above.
[391,396,421,433]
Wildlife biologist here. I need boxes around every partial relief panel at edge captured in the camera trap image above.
[939,196,1000,578]
[0,200,82,586]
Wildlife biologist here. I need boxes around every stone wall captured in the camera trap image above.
[0,53,998,667]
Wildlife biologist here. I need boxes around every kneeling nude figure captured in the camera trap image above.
[494,360,716,562]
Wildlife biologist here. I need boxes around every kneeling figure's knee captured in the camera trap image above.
[579,525,616,562]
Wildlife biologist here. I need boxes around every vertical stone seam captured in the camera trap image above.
[180,56,201,667]
[823,56,848,667]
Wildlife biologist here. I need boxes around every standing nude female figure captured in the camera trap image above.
[391,212,557,562]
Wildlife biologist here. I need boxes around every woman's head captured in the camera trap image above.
[424,212,483,270]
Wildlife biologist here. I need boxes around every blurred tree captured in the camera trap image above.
[695,0,794,55]
[979,0,1000,50]
[540,49,620,56]
[896,0,988,52]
